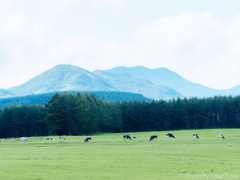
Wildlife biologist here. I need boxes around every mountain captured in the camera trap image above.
[0,89,14,97]
[0,91,151,109]
[9,64,116,95]
[222,85,240,96]
[93,69,181,99]
[1,64,240,100]
[104,66,220,97]
[6,64,182,100]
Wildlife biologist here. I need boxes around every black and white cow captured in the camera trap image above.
[84,137,92,142]
[59,136,67,140]
[166,133,175,138]
[123,135,132,140]
[193,133,199,139]
[149,135,158,141]
[219,133,225,139]
[47,137,54,140]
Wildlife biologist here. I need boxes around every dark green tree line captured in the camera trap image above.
[0,94,240,138]
[45,93,123,135]
[120,96,240,132]
[0,105,48,137]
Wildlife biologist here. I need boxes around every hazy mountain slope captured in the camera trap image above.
[3,64,240,100]
[7,64,183,100]
[222,85,240,96]
[93,70,181,99]
[105,66,222,97]
[0,91,151,109]
[0,89,15,97]
[9,64,116,96]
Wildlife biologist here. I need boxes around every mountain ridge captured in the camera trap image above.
[1,64,240,100]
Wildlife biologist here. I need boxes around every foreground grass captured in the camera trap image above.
[0,129,239,180]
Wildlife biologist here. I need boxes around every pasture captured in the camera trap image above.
[0,129,239,180]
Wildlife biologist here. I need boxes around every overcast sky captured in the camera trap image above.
[1,0,240,90]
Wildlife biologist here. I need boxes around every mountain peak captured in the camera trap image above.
[3,64,240,100]
[8,64,114,96]
[50,64,89,72]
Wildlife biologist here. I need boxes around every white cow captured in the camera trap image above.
[20,137,27,142]
[219,133,225,139]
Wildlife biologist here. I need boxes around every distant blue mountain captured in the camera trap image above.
[93,69,181,99]
[0,89,13,97]
[0,91,151,109]
[8,64,116,95]
[1,64,240,100]
[104,66,220,97]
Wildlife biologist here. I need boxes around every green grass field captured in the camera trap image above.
[0,129,239,180]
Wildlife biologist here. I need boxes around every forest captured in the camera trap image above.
[0,91,150,109]
[0,93,240,138]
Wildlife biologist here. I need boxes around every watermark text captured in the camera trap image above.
[186,173,239,179]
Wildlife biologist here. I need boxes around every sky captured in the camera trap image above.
[1,0,240,90]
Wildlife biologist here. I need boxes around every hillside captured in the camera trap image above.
[0,64,239,100]
[0,91,150,109]
[104,66,221,97]
[9,64,116,95]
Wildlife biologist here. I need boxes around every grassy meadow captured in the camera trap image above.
[0,129,239,180]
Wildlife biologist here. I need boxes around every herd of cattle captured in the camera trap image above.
[13,132,225,143]
[123,133,225,141]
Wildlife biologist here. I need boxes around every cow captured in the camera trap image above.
[149,135,158,141]
[219,133,225,139]
[84,137,92,142]
[166,133,175,138]
[123,135,132,140]
[59,136,67,140]
[20,137,27,142]
[193,133,199,139]
[47,137,54,140]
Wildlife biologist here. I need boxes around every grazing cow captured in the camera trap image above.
[47,137,54,140]
[59,136,67,140]
[219,133,225,139]
[193,133,199,139]
[166,133,175,138]
[20,137,27,142]
[84,137,92,142]
[149,135,158,141]
[123,135,132,140]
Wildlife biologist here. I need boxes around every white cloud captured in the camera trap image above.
[91,0,125,10]
[0,0,15,11]
[45,0,74,12]
[0,12,28,39]
[127,11,240,89]
[44,37,129,71]
[43,0,126,13]
[1,1,240,90]
[132,12,224,63]
[0,5,51,88]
